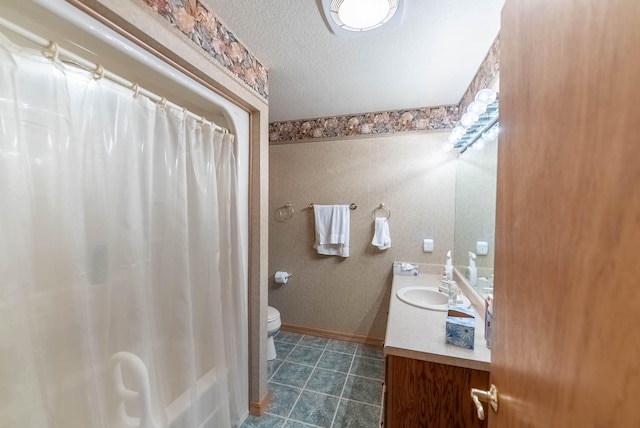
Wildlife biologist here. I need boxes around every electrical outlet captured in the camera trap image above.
[476,241,489,256]
[423,239,434,253]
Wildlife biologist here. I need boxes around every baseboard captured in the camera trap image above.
[281,323,384,347]
[249,391,271,416]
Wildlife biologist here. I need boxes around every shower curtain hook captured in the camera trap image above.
[43,41,59,61]
[157,97,167,108]
[198,116,207,125]
[131,83,140,98]
[93,64,104,80]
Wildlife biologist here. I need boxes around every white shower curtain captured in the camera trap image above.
[0,33,247,428]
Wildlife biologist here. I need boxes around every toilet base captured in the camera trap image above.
[267,336,277,361]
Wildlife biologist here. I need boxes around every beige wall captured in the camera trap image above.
[269,131,456,340]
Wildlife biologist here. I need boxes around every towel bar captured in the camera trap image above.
[308,203,357,210]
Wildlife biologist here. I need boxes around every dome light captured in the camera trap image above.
[460,112,479,128]
[449,125,466,143]
[475,88,497,105]
[473,140,486,150]
[330,0,400,32]
[467,101,487,115]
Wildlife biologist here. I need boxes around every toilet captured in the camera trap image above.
[267,306,281,361]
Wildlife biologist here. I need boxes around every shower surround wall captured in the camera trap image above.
[269,132,456,341]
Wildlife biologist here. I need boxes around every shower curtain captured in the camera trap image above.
[0,33,247,428]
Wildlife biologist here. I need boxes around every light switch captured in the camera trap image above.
[477,241,489,256]
[423,239,434,253]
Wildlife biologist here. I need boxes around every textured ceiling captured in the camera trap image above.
[203,0,504,122]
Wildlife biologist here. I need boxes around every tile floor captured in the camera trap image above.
[240,331,384,428]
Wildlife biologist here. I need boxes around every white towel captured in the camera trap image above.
[313,204,350,257]
[371,217,391,250]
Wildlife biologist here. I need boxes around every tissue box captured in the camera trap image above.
[445,306,475,350]
[392,262,419,276]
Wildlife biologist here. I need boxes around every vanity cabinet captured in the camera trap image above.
[384,355,489,428]
[384,273,492,427]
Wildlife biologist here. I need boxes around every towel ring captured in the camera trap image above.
[372,203,391,221]
[276,203,295,222]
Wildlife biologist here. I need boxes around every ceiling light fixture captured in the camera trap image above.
[332,0,398,31]
[444,88,499,153]
[321,0,404,37]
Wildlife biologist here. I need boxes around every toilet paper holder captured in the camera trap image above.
[275,271,293,284]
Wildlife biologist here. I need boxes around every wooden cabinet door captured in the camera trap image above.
[491,0,640,426]
[385,355,489,427]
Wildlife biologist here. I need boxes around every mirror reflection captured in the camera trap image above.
[453,135,498,297]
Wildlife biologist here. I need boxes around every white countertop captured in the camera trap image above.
[383,272,491,371]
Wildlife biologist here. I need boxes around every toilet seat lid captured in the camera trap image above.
[267,306,280,322]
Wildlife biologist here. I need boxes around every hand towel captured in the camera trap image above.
[371,217,391,250]
[313,204,350,257]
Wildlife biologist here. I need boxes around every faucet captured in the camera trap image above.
[440,279,460,304]
[439,279,455,294]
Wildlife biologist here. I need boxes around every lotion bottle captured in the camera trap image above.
[465,251,478,286]
[444,250,453,281]
[484,295,493,348]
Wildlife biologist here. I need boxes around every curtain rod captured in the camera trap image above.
[0,16,228,134]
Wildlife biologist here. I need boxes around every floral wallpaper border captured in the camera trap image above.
[269,105,459,143]
[269,33,500,144]
[142,0,268,100]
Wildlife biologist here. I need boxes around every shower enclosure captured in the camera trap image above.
[0,3,250,427]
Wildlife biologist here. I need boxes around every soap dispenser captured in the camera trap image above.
[465,251,478,286]
[444,250,453,280]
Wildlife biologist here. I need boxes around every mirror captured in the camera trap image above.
[453,135,498,297]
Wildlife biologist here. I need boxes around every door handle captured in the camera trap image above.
[470,384,498,421]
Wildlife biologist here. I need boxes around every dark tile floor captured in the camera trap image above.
[240,331,384,428]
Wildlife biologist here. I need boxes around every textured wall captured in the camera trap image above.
[268,132,457,339]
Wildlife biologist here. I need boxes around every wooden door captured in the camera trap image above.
[491,0,640,426]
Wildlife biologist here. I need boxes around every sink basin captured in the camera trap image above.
[396,286,471,311]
